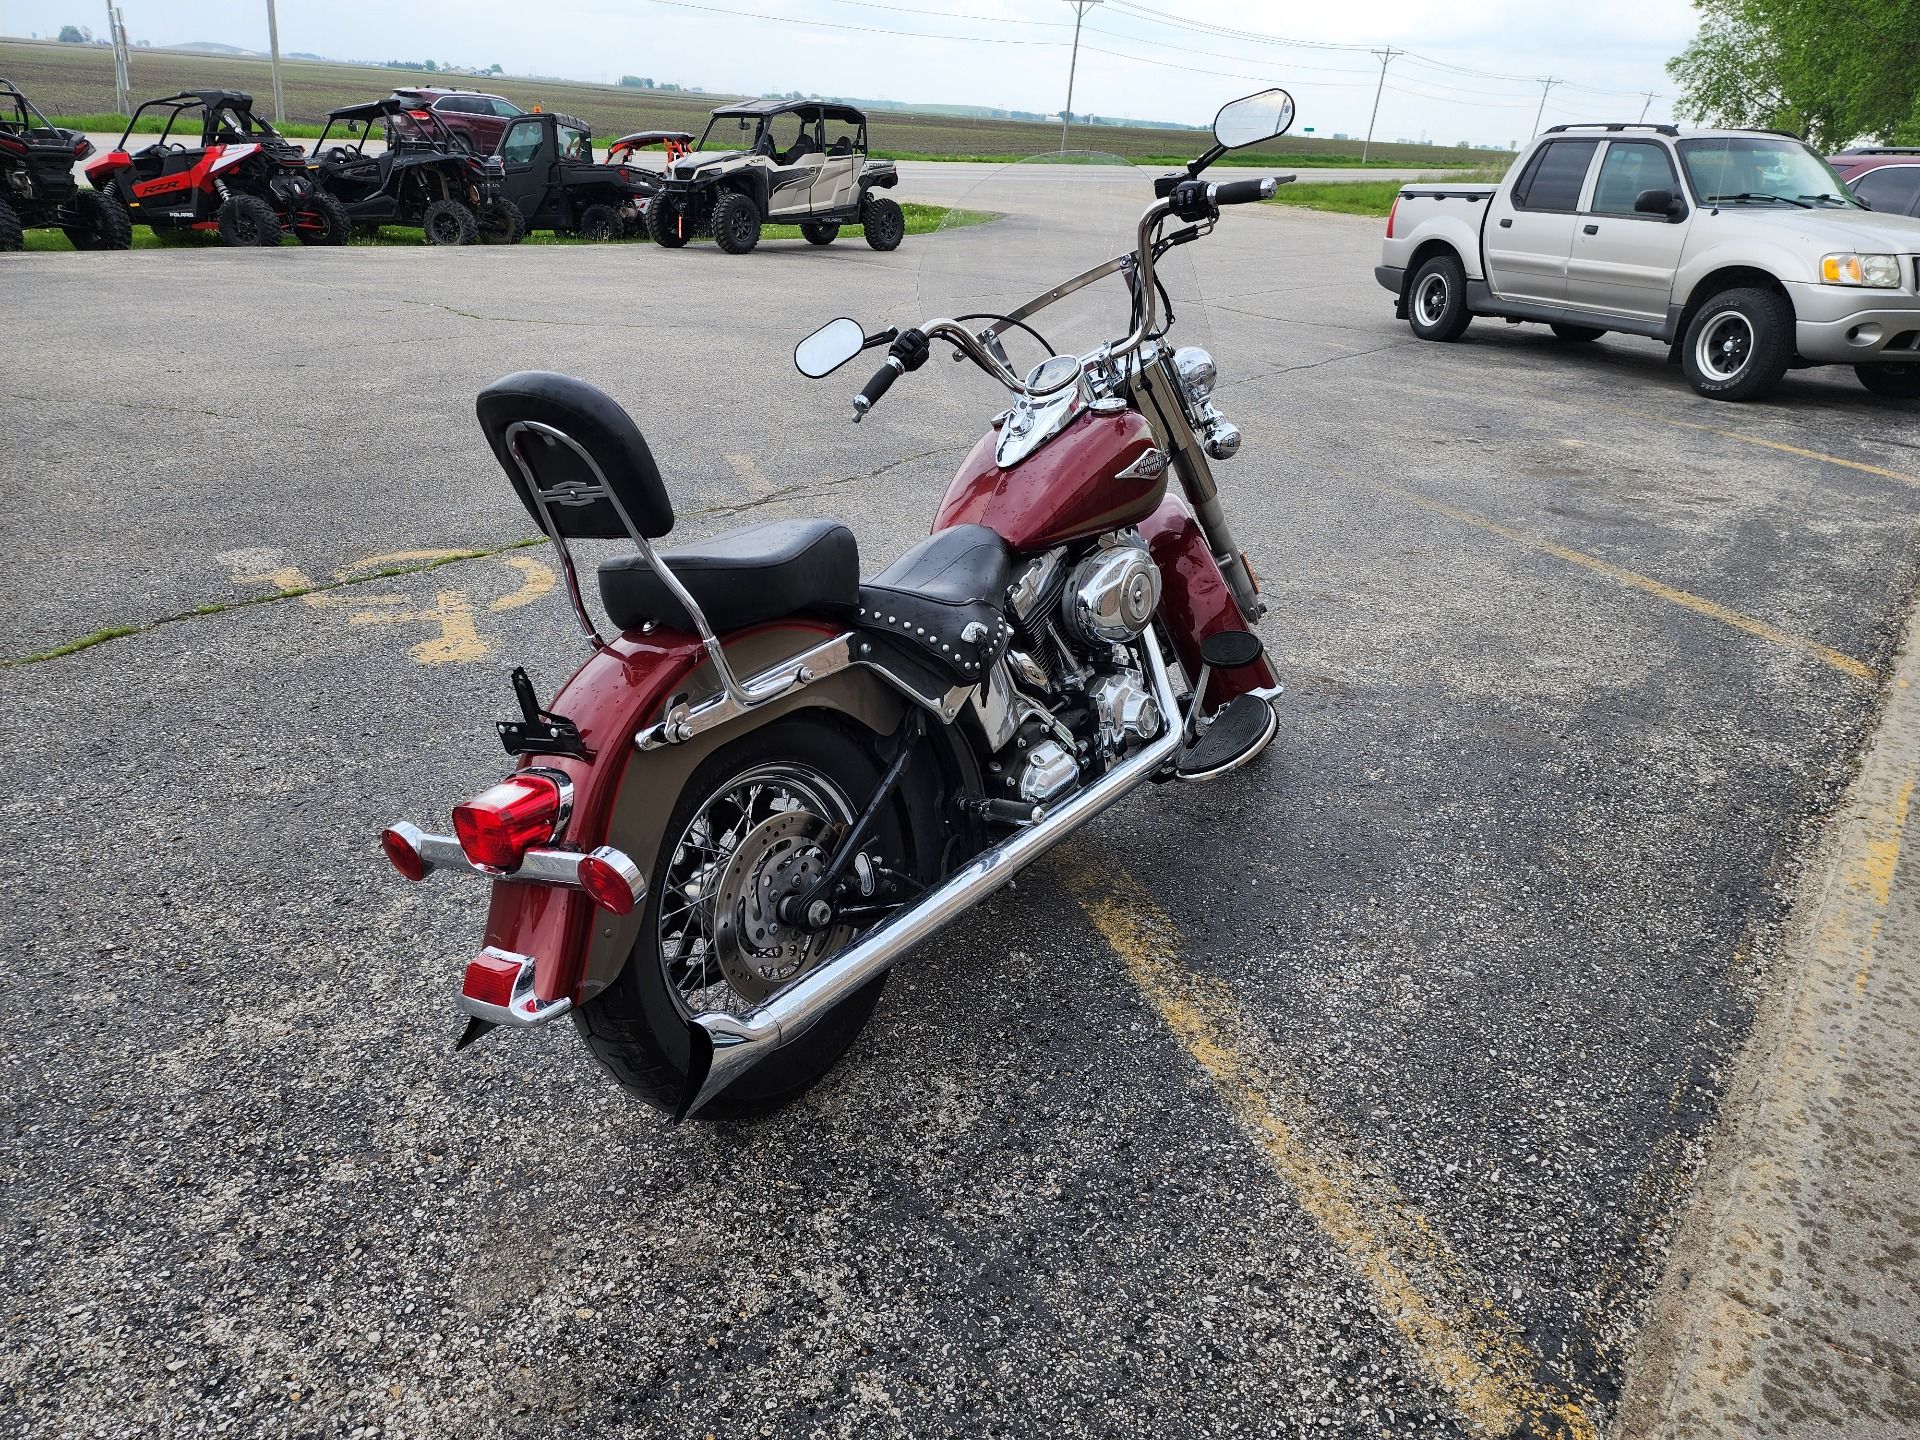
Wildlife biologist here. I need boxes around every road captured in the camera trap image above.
[3,167,1918,1439]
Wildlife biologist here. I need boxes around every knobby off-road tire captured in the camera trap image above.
[217,193,283,247]
[572,717,919,1119]
[578,203,622,242]
[1682,286,1794,402]
[801,221,839,246]
[646,196,689,248]
[860,196,904,252]
[475,197,526,245]
[1550,323,1606,342]
[0,198,23,251]
[1406,253,1472,342]
[1855,364,1920,400]
[63,189,134,250]
[711,191,761,254]
[421,197,478,246]
[293,188,351,245]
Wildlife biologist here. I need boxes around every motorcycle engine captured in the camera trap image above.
[981,534,1166,808]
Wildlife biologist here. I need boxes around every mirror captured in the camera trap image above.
[1634,187,1681,219]
[1214,89,1296,150]
[795,317,865,378]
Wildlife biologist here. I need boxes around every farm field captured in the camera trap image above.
[0,37,1493,167]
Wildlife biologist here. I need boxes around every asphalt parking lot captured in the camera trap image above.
[4,162,1919,1439]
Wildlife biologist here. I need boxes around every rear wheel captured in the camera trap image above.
[1406,253,1471,341]
[573,717,920,1118]
[712,191,761,254]
[421,197,478,246]
[474,197,525,244]
[646,195,689,247]
[0,198,23,251]
[578,203,622,242]
[1682,287,1793,401]
[801,221,839,246]
[1550,323,1606,342]
[293,189,350,245]
[217,193,283,247]
[860,195,904,251]
[1855,364,1920,400]
[63,189,134,250]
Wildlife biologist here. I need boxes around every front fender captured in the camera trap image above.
[1140,493,1278,711]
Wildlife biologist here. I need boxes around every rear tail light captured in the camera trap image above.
[1385,194,1399,239]
[578,849,646,915]
[452,771,567,872]
[381,824,429,881]
[407,110,432,121]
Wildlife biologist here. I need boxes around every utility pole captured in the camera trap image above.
[104,2,130,116]
[1532,76,1560,137]
[265,0,286,124]
[1059,0,1100,152]
[1362,46,1399,164]
[1637,91,1658,123]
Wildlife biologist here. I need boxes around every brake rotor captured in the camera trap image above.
[709,809,851,1002]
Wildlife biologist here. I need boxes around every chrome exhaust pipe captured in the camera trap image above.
[676,629,1186,1119]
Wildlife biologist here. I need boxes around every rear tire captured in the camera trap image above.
[475,196,526,244]
[801,220,839,246]
[217,193,283,247]
[0,198,23,251]
[1682,286,1793,401]
[1855,364,1920,400]
[421,197,478,246]
[293,188,351,245]
[1550,323,1606,342]
[578,203,622,242]
[860,195,904,251]
[646,196,689,247]
[712,191,761,254]
[1406,253,1471,341]
[63,189,134,250]
[572,717,920,1119]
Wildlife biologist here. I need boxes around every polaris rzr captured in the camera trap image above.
[309,96,520,245]
[85,90,349,247]
[0,78,131,250]
[647,100,902,254]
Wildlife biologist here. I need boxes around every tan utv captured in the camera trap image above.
[645,99,903,255]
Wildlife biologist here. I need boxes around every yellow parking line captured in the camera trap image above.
[1601,406,1920,487]
[1055,850,1599,1440]
[1307,457,1878,686]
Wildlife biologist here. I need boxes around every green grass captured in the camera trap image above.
[1267,165,1512,217]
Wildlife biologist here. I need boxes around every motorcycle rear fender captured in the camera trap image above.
[478,622,929,1008]
[1139,493,1278,710]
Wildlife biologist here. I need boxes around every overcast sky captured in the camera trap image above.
[6,0,1702,147]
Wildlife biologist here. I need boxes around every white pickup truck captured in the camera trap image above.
[1376,123,1920,401]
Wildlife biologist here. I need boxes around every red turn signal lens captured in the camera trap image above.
[462,951,524,1009]
[578,850,643,916]
[452,773,564,872]
[1385,194,1400,240]
[380,825,428,882]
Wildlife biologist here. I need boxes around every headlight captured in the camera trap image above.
[1821,252,1902,288]
[1172,346,1216,402]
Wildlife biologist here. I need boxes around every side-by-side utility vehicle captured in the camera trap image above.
[309,97,518,245]
[0,78,131,250]
[1378,123,1920,400]
[494,109,652,240]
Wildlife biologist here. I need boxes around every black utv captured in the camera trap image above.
[493,110,651,239]
[646,100,901,254]
[0,78,131,250]
[309,97,520,244]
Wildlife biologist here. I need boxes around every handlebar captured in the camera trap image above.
[1210,176,1280,205]
[852,357,904,421]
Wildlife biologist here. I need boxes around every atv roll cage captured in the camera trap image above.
[694,101,868,163]
[0,78,61,136]
[116,90,289,152]
[315,97,475,159]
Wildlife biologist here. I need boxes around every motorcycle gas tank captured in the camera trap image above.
[933,408,1165,551]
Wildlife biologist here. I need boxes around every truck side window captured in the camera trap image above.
[1849,166,1920,217]
[1512,140,1598,213]
[1590,142,1680,216]
[500,120,541,167]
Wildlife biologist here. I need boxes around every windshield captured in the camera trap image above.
[696,113,761,155]
[1677,137,1857,207]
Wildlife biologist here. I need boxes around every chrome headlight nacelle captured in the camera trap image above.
[1173,346,1217,401]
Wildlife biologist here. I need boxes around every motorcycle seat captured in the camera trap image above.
[827,525,1014,688]
[598,518,859,634]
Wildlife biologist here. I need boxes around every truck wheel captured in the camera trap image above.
[712,192,761,253]
[0,198,23,251]
[801,221,839,246]
[579,204,622,242]
[1406,254,1471,341]
[421,197,478,246]
[1550,323,1606,342]
[1682,287,1793,401]
[64,189,134,250]
[860,196,904,252]
[1855,364,1920,400]
[646,196,689,248]
[217,193,283,247]
[475,197,526,244]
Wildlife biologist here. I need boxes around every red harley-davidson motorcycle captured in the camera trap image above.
[382,90,1298,1120]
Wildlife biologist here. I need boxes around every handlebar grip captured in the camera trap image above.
[852,357,903,421]
[1209,177,1279,206]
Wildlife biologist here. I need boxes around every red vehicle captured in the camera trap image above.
[389,87,525,153]
[605,130,693,172]
[1829,146,1920,219]
[84,89,347,246]
[381,91,1296,1122]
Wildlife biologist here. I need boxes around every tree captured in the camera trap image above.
[57,24,88,42]
[1669,0,1920,147]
